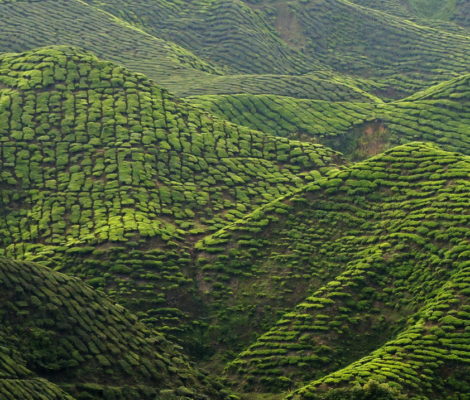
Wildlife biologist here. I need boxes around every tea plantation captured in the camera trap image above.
[198,143,470,398]
[0,258,230,400]
[0,46,341,336]
[0,1,469,399]
[188,73,470,159]
[1,0,470,98]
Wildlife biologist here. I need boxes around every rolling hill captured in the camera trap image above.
[350,0,470,30]
[195,142,470,398]
[188,73,470,159]
[0,257,229,400]
[0,0,469,399]
[0,46,341,337]
[1,0,469,99]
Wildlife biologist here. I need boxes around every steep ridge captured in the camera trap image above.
[0,46,341,335]
[187,73,470,159]
[0,258,229,400]
[194,143,470,397]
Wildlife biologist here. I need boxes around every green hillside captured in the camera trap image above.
[0,257,229,400]
[188,73,470,159]
[0,0,220,87]
[1,0,469,100]
[0,346,73,400]
[84,0,470,83]
[83,0,318,75]
[0,46,341,337]
[195,143,470,398]
[351,0,469,29]
[0,0,469,398]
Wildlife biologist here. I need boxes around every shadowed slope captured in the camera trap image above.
[0,258,229,400]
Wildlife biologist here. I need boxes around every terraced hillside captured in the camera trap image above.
[189,73,470,158]
[1,0,469,99]
[0,257,229,400]
[83,0,318,75]
[0,0,220,87]
[0,46,341,336]
[351,0,470,29]
[86,0,470,85]
[194,143,470,398]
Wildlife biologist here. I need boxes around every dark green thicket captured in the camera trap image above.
[0,46,340,335]
[0,345,74,400]
[0,258,230,400]
[194,143,470,397]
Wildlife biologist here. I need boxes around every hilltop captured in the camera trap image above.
[0,46,341,337]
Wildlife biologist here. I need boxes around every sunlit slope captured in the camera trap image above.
[193,143,470,396]
[188,74,470,158]
[0,46,341,333]
[0,258,229,400]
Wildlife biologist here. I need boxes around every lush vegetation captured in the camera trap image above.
[198,143,470,398]
[0,258,231,400]
[0,46,341,338]
[189,73,470,159]
[0,1,469,399]
[1,0,470,99]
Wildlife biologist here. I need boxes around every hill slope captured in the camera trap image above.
[0,257,229,400]
[84,0,470,83]
[1,0,469,99]
[0,46,341,337]
[350,0,470,30]
[188,73,470,159]
[0,0,220,87]
[193,143,470,398]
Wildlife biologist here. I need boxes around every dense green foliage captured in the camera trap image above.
[350,0,469,30]
[189,74,470,159]
[0,46,340,336]
[1,0,469,99]
[0,258,230,400]
[196,143,470,398]
[84,0,470,83]
[0,1,469,399]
